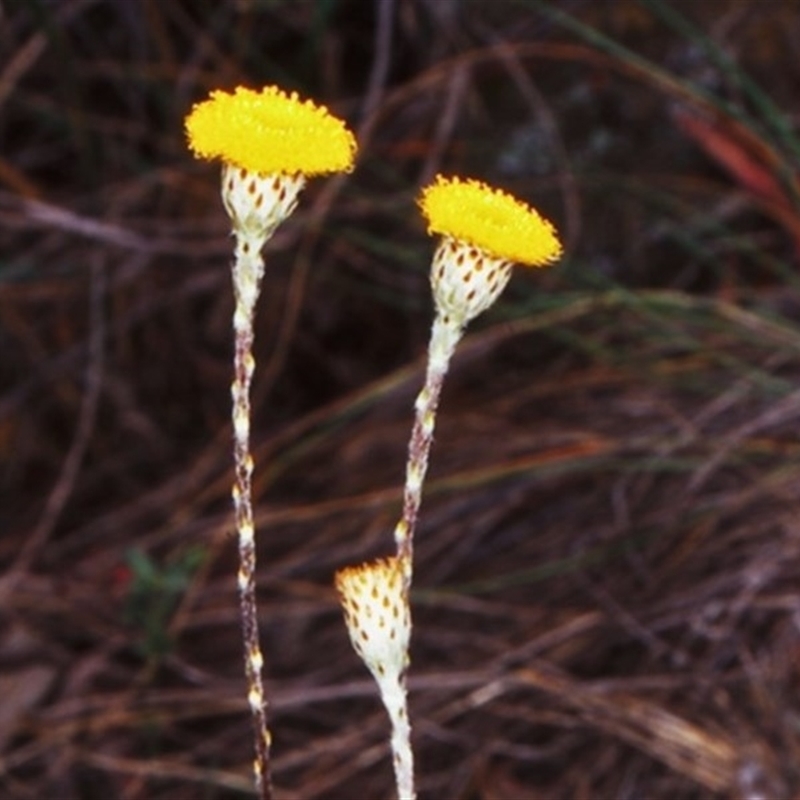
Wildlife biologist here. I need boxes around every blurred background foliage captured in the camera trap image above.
[3,0,800,797]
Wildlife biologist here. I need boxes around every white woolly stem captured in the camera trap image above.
[394,313,463,584]
[222,164,306,799]
[380,674,415,800]
[230,227,273,800]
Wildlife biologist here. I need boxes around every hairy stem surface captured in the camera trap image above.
[394,313,462,584]
[230,232,272,800]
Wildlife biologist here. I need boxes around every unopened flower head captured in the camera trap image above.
[419,175,562,326]
[335,556,411,684]
[336,557,416,800]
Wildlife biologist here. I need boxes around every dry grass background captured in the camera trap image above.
[3,0,800,797]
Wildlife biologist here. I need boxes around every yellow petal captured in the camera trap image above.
[418,175,562,267]
[185,85,357,176]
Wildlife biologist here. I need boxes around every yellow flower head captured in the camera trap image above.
[185,85,357,176]
[418,175,562,267]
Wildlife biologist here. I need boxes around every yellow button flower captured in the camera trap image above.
[185,85,357,244]
[418,175,562,267]
[418,175,562,328]
[185,85,357,176]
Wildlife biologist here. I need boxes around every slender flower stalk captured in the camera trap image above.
[185,85,356,799]
[395,175,563,584]
[393,311,460,580]
[335,557,414,800]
